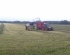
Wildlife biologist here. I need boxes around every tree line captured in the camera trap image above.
[0,20,70,25]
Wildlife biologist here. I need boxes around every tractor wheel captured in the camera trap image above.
[26,27,28,30]
[26,26,30,31]
[50,27,53,31]
[47,27,53,31]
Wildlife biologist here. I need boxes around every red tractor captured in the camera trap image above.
[25,18,53,31]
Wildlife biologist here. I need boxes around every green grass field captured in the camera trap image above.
[0,23,70,55]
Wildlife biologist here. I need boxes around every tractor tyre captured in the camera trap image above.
[50,27,53,31]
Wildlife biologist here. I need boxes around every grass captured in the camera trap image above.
[0,23,70,55]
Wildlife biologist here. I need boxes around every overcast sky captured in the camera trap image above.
[0,0,70,21]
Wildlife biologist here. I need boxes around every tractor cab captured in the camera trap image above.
[43,23,50,28]
[43,22,53,31]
